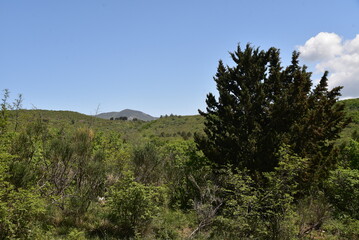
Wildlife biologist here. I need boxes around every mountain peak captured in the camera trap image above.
[96,109,157,121]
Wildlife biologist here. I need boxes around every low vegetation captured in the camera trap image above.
[1,44,359,239]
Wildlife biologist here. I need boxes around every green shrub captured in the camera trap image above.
[152,209,196,240]
[132,142,163,185]
[341,139,359,169]
[0,147,46,239]
[162,140,212,210]
[67,228,87,240]
[296,191,331,237]
[106,172,166,238]
[323,217,359,239]
[0,185,46,239]
[212,146,308,239]
[324,168,359,219]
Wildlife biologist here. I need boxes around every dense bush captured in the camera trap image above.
[106,172,166,238]
[212,146,307,239]
[324,168,359,219]
[0,147,46,239]
[341,139,359,169]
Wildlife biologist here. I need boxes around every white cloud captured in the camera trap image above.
[298,32,359,98]
[298,32,343,61]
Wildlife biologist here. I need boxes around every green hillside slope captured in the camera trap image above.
[8,98,358,143]
[8,109,204,143]
[339,98,359,142]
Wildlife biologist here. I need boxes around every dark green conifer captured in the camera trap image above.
[196,44,350,182]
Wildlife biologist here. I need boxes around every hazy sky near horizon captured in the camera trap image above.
[1,0,359,116]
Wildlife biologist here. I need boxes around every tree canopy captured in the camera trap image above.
[196,44,350,181]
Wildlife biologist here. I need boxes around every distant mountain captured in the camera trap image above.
[96,109,157,121]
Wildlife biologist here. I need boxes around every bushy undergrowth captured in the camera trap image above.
[0,90,359,239]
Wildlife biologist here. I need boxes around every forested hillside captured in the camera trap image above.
[1,47,359,239]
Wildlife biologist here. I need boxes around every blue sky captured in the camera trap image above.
[1,0,358,116]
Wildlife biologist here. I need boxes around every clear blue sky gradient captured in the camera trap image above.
[1,0,358,116]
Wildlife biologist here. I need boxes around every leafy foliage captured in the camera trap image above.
[325,168,359,219]
[0,185,46,239]
[0,119,46,239]
[213,145,308,239]
[132,142,163,185]
[106,172,165,238]
[340,138,359,169]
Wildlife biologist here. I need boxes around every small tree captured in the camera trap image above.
[196,44,349,184]
[132,143,163,185]
[12,93,23,132]
[0,89,10,134]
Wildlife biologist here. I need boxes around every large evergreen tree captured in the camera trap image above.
[196,44,350,181]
